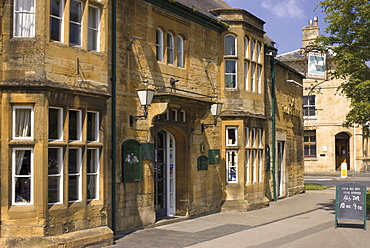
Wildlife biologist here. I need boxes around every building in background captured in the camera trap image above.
[278,17,370,172]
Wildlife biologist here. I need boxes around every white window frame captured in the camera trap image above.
[226,126,238,146]
[250,40,255,61]
[87,111,99,142]
[49,107,63,141]
[250,63,255,92]
[180,110,186,122]
[12,148,34,205]
[68,148,82,202]
[257,129,262,148]
[258,150,263,182]
[87,148,100,200]
[245,150,250,184]
[48,147,63,205]
[252,150,257,183]
[251,128,256,147]
[224,34,236,56]
[13,105,34,140]
[167,32,174,64]
[226,150,238,183]
[14,0,35,37]
[88,5,100,51]
[177,36,184,67]
[69,0,83,46]
[69,109,82,141]
[171,109,177,121]
[257,65,262,94]
[156,28,164,62]
[225,59,237,89]
[256,42,261,63]
[244,36,249,58]
[50,0,64,42]
[245,127,250,147]
[244,61,249,91]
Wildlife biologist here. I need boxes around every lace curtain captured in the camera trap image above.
[14,0,35,37]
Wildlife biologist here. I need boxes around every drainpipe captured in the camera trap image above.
[111,0,117,235]
[270,55,277,202]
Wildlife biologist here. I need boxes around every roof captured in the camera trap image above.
[177,0,231,19]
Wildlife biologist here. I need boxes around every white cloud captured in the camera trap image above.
[261,0,305,19]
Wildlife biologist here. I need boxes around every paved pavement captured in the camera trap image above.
[107,183,370,248]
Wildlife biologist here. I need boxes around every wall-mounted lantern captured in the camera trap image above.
[202,102,223,132]
[130,88,155,127]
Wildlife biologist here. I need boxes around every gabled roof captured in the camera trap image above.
[177,0,231,19]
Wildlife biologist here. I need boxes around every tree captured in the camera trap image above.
[317,0,370,125]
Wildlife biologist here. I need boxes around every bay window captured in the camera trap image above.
[68,148,82,202]
[224,34,236,56]
[87,148,99,200]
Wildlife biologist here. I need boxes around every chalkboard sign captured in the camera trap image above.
[335,182,366,229]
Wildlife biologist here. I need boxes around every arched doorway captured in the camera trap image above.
[335,132,350,170]
[154,130,176,218]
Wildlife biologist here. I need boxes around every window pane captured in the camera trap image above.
[69,110,81,141]
[225,60,236,88]
[51,0,62,16]
[88,6,99,51]
[48,148,62,175]
[68,175,79,201]
[87,149,98,173]
[48,176,61,203]
[13,149,32,204]
[50,17,62,41]
[227,127,237,146]
[14,107,32,138]
[167,33,174,64]
[70,0,82,46]
[49,108,62,140]
[156,29,163,61]
[87,112,99,141]
[68,149,80,174]
[70,22,81,45]
[70,0,82,22]
[310,145,317,156]
[14,0,35,37]
[87,175,98,199]
[177,36,184,67]
[224,35,236,55]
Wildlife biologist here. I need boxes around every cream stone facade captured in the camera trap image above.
[279,18,370,173]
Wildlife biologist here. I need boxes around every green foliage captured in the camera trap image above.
[317,0,370,125]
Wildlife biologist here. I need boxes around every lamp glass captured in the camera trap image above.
[210,102,223,116]
[137,89,155,106]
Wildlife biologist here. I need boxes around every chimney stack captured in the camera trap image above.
[302,17,320,48]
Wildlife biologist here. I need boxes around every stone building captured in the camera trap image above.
[264,38,305,198]
[0,0,305,246]
[278,18,370,172]
[0,0,113,246]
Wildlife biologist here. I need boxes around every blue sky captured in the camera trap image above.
[224,0,328,54]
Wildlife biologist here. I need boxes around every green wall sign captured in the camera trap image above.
[209,149,220,164]
[122,139,142,182]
